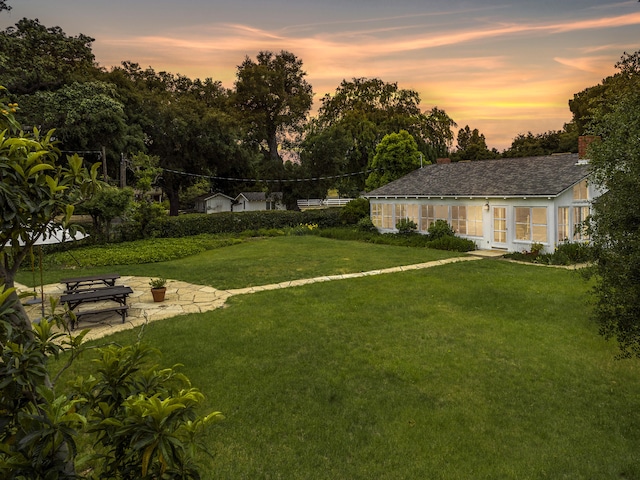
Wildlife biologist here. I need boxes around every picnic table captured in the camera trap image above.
[59,281,132,329]
[60,273,121,293]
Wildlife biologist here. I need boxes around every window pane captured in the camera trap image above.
[533,225,547,243]
[558,207,569,242]
[532,207,546,225]
[515,208,529,224]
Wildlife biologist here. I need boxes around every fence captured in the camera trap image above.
[296,198,354,209]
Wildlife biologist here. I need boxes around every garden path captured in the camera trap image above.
[20,256,481,341]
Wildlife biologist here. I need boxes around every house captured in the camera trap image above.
[364,139,599,253]
[234,192,285,212]
[194,192,234,214]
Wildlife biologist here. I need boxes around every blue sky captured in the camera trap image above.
[3,0,639,149]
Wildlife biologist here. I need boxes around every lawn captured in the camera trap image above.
[58,252,640,479]
[17,235,463,289]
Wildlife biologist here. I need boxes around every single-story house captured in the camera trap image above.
[194,192,234,214]
[364,139,599,253]
[234,192,285,212]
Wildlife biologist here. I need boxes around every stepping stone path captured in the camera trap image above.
[20,256,481,341]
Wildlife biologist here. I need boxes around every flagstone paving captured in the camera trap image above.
[19,256,481,341]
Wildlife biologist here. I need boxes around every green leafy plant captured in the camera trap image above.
[149,277,167,289]
[427,219,456,240]
[395,218,418,235]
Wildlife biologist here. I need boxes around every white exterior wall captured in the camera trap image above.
[204,197,232,214]
[370,191,591,253]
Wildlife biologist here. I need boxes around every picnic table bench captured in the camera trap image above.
[60,273,121,293]
[60,285,133,329]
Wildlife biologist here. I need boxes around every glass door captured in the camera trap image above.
[493,207,507,248]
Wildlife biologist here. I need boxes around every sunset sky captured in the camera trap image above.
[3,0,640,150]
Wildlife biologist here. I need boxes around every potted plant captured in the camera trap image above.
[149,278,167,302]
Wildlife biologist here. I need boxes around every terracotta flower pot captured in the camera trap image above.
[151,287,166,302]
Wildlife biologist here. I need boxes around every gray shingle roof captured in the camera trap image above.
[365,153,589,198]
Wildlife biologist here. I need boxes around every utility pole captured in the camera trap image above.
[120,153,127,188]
[102,146,107,181]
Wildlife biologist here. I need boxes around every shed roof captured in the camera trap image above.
[365,153,589,198]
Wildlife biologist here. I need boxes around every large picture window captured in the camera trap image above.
[515,207,547,242]
[395,203,419,228]
[421,205,448,231]
[451,205,483,237]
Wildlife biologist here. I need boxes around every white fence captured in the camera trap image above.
[297,198,354,209]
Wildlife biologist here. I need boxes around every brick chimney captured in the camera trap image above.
[578,135,599,159]
[436,157,451,164]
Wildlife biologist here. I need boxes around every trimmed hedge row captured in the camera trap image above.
[151,209,344,239]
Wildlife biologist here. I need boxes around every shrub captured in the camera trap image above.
[426,235,476,252]
[427,219,455,240]
[357,216,377,232]
[554,241,593,263]
[396,218,418,235]
[340,198,370,225]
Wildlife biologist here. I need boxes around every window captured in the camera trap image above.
[558,207,569,242]
[573,180,589,201]
[395,203,419,227]
[450,205,483,237]
[382,204,394,229]
[371,203,382,228]
[515,207,547,242]
[421,205,448,231]
[451,206,466,235]
[573,206,590,241]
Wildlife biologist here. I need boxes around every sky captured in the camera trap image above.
[2,0,640,151]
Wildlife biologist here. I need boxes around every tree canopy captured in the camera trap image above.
[365,130,421,191]
[234,50,313,172]
[301,78,455,196]
[585,50,640,358]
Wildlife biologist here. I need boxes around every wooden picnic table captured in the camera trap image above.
[60,273,121,292]
[60,285,133,329]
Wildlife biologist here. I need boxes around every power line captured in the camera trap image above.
[160,167,374,183]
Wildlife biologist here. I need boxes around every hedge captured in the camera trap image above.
[150,209,344,239]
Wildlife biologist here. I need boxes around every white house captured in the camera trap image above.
[234,192,285,212]
[364,139,599,253]
[194,192,234,214]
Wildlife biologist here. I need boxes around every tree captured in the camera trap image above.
[586,50,640,358]
[0,18,97,95]
[82,185,133,242]
[234,50,313,172]
[0,89,221,478]
[501,128,578,158]
[0,88,100,326]
[451,125,499,161]
[301,78,455,196]
[112,63,255,215]
[365,130,421,190]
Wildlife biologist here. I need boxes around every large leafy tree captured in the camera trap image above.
[0,88,100,327]
[586,51,640,358]
[0,18,97,95]
[234,50,313,174]
[451,125,499,161]
[301,78,455,196]
[366,130,421,190]
[501,127,578,158]
[0,90,221,478]
[111,63,255,215]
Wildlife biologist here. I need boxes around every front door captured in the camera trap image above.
[492,206,507,249]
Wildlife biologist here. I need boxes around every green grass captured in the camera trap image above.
[59,259,640,479]
[17,236,463,289]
